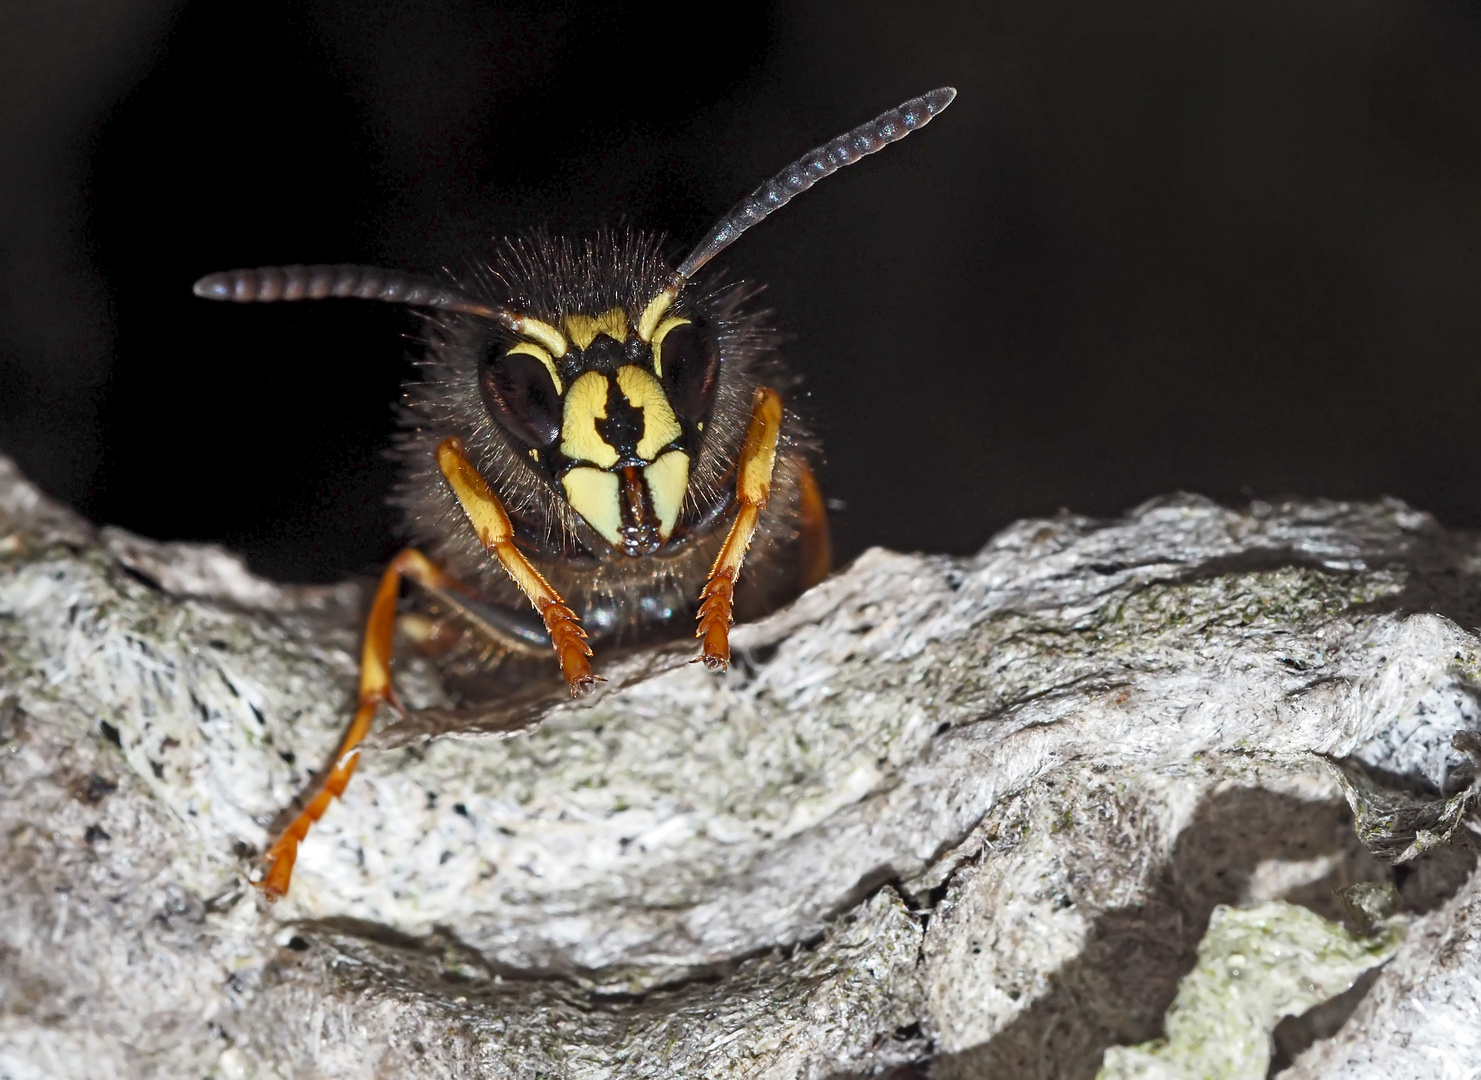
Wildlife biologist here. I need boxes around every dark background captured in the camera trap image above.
[5,0,1481,582]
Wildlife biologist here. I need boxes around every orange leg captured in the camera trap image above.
[696,387,783,670]
[258,547,453,899]
[796,461,832,590]
[257,442,597,900]
[436,437,599,696]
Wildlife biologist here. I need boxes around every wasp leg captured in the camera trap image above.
[796,461,832,590]
[436,437,600,696]
[259,547,456,899]
[695,386,783,670]
[413,583,553,656]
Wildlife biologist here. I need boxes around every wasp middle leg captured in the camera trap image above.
[258,547,462,899]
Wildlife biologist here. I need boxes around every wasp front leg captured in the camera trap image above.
[436,437,599,695]
[696,386,783,670]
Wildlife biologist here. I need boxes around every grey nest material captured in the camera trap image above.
[1,452,1479,1078]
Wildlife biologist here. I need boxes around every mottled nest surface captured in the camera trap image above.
[1,453,1478,1079]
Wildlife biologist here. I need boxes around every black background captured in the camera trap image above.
[5,0,1481,582]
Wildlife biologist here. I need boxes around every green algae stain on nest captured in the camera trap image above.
[1097,900,1401,1080]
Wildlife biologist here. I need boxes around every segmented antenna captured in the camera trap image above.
[676,86,956,281]
[191,264,508,322]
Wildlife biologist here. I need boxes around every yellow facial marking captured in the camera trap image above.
[636,286,677,342]
[648,316,691,377]
[505,341,564,395]
[615,365,682,461]
[511,316,567,358]
[564,307,629,350]
[559,371,619,468]
[644,450,690,540]
[561,467,622,547]
[563,314,598,350]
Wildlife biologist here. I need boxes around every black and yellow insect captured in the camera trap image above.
[194,87,955,898]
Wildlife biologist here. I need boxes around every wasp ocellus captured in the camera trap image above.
[194,87,956,898]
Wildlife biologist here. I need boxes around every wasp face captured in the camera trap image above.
[477,302,721,557]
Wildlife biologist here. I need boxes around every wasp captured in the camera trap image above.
[194,87,956,898]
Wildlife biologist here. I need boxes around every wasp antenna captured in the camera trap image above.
[191,264,512,324]
[675,86,956,282]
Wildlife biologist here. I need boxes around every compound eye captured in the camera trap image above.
[479,346,562,449]
[658,321,721,424]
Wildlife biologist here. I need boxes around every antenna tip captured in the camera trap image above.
[899,87,956,130]
[927,87,957,113]
[192,272,233,300]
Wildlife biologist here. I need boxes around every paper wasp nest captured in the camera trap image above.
[1,451,1478,1079]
